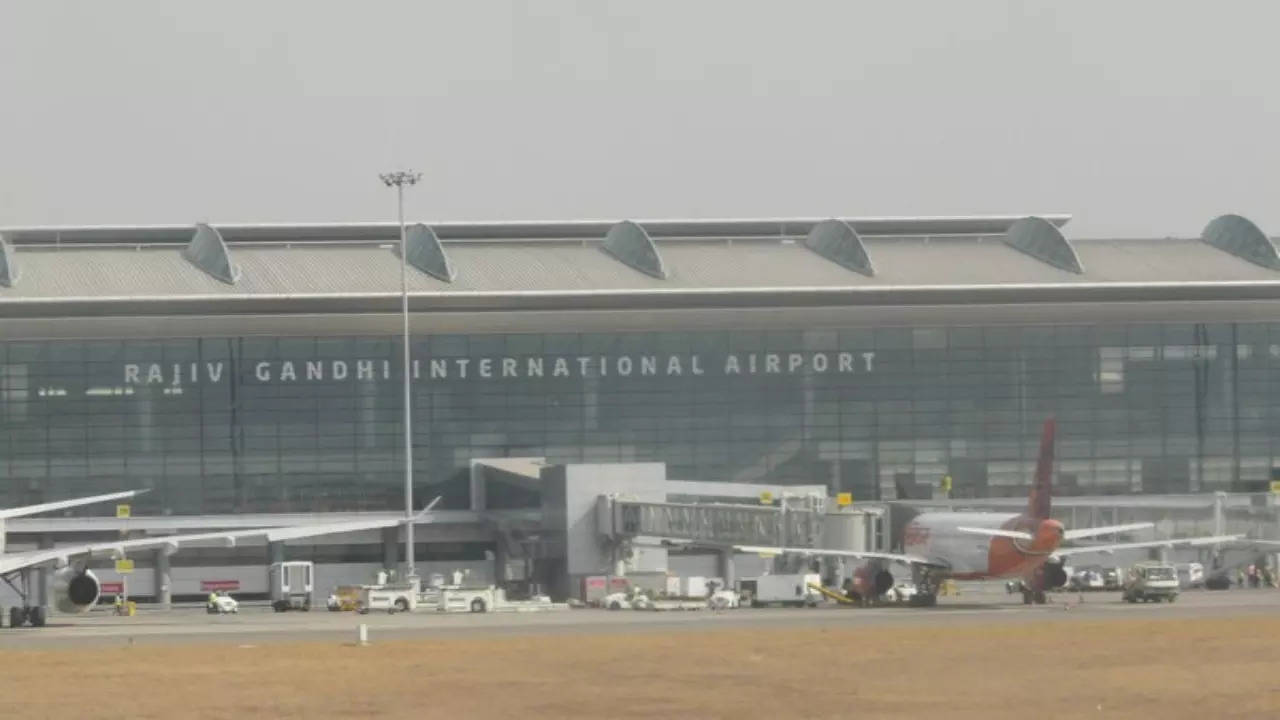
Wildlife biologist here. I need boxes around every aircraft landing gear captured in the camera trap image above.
[1021,587,1048,605]
[910,565,942,607]
[3,569,47,628]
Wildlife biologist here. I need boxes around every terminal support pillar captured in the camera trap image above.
[36,534,53,611]
[155,547,171,609]
[381,526,398,573]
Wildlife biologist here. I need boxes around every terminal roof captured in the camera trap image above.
[2,214,1280,314]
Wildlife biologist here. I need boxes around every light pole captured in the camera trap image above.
[380,169,422,582]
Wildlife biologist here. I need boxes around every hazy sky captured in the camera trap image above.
[2,1,1277,237]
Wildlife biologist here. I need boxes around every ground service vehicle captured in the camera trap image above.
[737,573,822,607]
[1176,562,1205,589]
[357,583,417,613]
[269,561,314,612]
[1102,567,1122,590]
[1069,567,1105,591]
[327,585,361,611]
[1123,562,1180,603]
[439,585,560,613]
[206,592,239,614]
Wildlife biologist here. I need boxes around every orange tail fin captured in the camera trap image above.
[1028,418,1055,519]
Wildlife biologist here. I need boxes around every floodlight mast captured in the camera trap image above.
[379,170,422,582]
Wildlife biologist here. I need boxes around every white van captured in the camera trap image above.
[1123,562,1179,603]
[1175,562,1205,589]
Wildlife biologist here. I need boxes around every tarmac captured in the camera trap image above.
[4,584,1278,650]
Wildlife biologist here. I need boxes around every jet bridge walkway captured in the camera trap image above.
[596,494,827,548]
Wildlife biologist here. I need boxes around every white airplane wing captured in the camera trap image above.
[732,544,935,566]
[1062,523,1154,541]
[1053,534,1241,558]
[0,516,409,577]
[956,527,1034,541]
[0,489,146,520]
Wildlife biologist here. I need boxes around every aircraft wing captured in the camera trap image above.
[0,516,406,577]
[1062,523,1154,541]
[1053,534,1241,559]
[956,527,1033,541]
[0,489,146,520]
[732,544,935,566]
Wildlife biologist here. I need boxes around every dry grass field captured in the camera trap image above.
[9,615,1280,719]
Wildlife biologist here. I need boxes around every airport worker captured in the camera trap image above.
[113,595,124,615]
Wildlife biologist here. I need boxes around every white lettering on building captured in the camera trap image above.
[117,351,878,387]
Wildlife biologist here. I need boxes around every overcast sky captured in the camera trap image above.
[2,1,1277,237]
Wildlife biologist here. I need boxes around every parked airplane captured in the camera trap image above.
[0,490,436,628]
[736,419,1239,606]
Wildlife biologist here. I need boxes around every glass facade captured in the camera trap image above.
[2,322,1278,514]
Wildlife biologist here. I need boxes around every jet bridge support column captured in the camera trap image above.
[717,549,736,588]
[381,525,398,573]
[155,547,172,609]
[36,534,52,611]
[268,541,285,566]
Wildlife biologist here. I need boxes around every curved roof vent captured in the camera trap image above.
[0,233,18,288]
[1201,214,1280,270]
[603,220,667,279]
[1003,216,1084,274]
[804,218,875,276]
[182,223,240,284]
[404,223,456,282]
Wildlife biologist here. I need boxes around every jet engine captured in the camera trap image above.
[1042,561,1068,589]
[52,567,101,614]
[851,564,895,599]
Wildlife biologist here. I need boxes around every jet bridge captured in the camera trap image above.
[596,494,827,548]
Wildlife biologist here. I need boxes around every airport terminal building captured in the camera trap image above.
[3,213,1280,598]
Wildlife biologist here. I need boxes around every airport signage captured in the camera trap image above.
[200,580,241,592]
[120,351,877,387]
[115,559,134,574]
[100,582,124,594]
